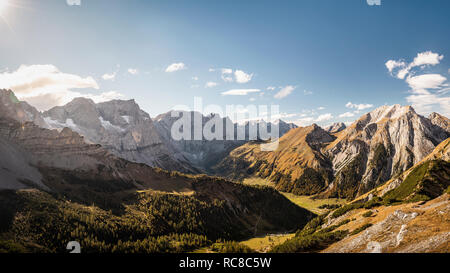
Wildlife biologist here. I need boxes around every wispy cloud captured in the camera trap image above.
[339,112,355,118]
[66,0,81,6]
[221,89,260,96]
[405,74,447,94]
[205,81,218,88]
[127,68,139,75]
[274,85,296,99]
[165,63,186,73]
[102,65,120,81]
[102,72,116,81]
[316,113,333,122]
[346,102,373,110]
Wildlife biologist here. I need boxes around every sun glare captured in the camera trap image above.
[0,0,8,14]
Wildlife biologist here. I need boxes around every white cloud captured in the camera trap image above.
[0,64,98,95]
[267,86,276,91]
[0,64,125,111]
[83,91,125,103]
[316,113,333,122]
[192,76,199,81]
[405,74,447,94]
[102,72,116,81]
[303,90,313,95]
[66,0,81,6]
[221,68,233,82]
[234,70,253,84]
[274,85,296,99]
[221,89,260,96]
[396,67,410,80]
[346,102,374,110]
[128,68,139,75]
[165,63,186,73]
[406,93,450,117]
[208,68,216,72]
[249,97,256,102]
[385,60,406,73]
[386,51,444,79]
[294,117,315,126]
[339,112,355,118]
[317,106,326,110]
[412,51,444,67]
[205,81,218,88]
[385,51,449,116]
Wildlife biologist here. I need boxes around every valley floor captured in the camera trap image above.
[193,178,349,253]
[243,177,347,214]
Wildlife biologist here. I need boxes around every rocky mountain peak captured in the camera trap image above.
[429,112,450,132]
[305,124,335,145]
[367,104,416,123]
[325,122,347,133]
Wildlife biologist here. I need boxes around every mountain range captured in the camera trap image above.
[215,104,450,200]
[0,88,449,253]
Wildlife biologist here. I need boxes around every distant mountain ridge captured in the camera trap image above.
[153,110,297,171]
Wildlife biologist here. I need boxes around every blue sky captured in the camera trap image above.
[0,0,449,126]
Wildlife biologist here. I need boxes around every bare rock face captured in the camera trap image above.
[43,98,196,173]
[325,122,347,134]
[325,105,449,199]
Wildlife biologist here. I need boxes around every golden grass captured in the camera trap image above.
[243,177,275,187]
[240,233,295,253]
[281,192,347,214]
